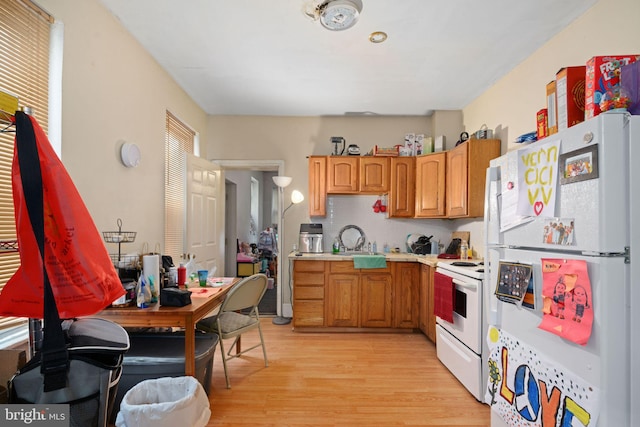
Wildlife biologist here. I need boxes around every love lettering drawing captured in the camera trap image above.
[486,327,600,427]
[517,139,561,217]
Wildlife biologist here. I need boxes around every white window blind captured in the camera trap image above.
[164,111,195,262]
[0,0,52,346]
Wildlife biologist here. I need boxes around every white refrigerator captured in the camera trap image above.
[483,112,638,427]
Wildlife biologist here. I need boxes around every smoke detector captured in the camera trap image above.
[304,0,363,31]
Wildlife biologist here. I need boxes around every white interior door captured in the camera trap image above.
[186,153,224,276]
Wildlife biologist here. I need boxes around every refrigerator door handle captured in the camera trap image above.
[484,165,500,249]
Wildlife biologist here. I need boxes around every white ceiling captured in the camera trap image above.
[98,0,596,117]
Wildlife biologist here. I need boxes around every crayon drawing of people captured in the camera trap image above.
[571,285,590,323]
[552,276,566,319]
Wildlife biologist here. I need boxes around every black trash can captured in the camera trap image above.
[110,330,218,423]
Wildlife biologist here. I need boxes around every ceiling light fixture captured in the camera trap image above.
[369,31,387,43]
[305,0,363,31]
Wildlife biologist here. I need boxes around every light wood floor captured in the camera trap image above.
[206,318,490,426]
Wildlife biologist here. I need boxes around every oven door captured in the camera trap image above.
[435,267,482,354]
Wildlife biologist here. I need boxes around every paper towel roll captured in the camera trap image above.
[143,254,160,290]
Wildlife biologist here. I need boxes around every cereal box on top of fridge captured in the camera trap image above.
[545,80,557,135]
[556,66,586,131]
[585,55,639,119]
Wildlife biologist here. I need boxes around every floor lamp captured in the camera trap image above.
[272,176,304,325]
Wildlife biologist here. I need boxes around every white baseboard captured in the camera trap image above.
[283,303,292,318]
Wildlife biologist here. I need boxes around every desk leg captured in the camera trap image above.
[184,325,196,377]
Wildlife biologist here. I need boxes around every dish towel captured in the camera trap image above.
[433,271,455,323]
[352,255,387,269]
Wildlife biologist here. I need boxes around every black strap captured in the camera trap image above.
[15,111,68,392]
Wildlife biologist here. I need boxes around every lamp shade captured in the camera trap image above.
[272,176,292,188]
[291,190,305,204]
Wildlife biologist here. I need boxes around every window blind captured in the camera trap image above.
[164,111,195,262]
[0,0,52,344]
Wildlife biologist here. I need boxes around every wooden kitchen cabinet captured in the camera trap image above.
[326,262,359,327]
[360,271,393,328]
[415,152,446,218]
[308,156,327,217]
[327,156,359,194]
[359,157,389,194]
[293,260,326,327]
[388,157,415,218]
[393,262,419,329]
[325,261,393,328]
[446,138,500,218]
[419,264,436,342]
[296,260,421,331]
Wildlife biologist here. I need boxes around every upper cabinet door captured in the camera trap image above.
[308,156,327,217]
[446,139,501,218]
[327,157,359,194]
[415,152,446,217]
[388,157,415,218]
[359,157,389,194]
[445,143,469,217]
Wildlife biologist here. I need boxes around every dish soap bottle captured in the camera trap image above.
[460,240,469,260]
[332,237,340,254]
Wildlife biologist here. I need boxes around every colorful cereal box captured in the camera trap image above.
[585,55,639,119]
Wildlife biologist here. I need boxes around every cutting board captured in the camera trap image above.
[452,231,470,245]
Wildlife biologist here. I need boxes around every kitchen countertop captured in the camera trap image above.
[288,252,482,268]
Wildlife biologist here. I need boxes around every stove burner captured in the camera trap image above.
[451,261,477,267]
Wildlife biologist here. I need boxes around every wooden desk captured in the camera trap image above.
[95,279,238,377]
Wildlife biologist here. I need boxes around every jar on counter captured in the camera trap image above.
[460,240,469,260]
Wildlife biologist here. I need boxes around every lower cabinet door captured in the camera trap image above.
[360,274,392,327]
[326,274,359,327]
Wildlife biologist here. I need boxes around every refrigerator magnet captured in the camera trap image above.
[559,144,599,184]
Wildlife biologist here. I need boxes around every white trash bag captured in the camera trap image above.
[115,376,211,427]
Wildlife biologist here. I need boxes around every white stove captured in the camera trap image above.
[436,260,485,280]
[435,259,487,402]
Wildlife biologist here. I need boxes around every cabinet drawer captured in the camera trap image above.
[294,301,324,327]
[294,260,326,272]
[294,271,325,286]
[330,261,358,273]
[295,286,324,300]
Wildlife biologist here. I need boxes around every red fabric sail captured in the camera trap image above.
[0,113,124,319]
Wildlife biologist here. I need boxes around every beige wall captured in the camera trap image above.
[37,0,208,252]
[206,115,440,257]
[463,0,640,151]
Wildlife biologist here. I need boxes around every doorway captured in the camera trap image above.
[217,160,285,317]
